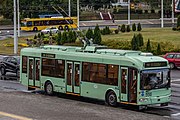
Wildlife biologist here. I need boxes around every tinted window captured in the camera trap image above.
[22,56,27,73]
[166,54,174,58]
[42,58,65,78]
[175,54,180,59]
[82,62,118,86]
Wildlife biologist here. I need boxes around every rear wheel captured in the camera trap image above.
[169,63,175,69]
[58,26,63,30]
[1,67,6,75]
[45,81,54,95]
[33,27,38,31]
[64,25,69,31]
[106,91,117,107]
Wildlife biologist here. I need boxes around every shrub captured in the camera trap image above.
[137,33,144,47]
[121,24,126,33]
[177,15,180,28]
[172,27,177,31]
[146,39,151,52]
[131,34,139,50]
[56,32,61,45]
[144,10,148,14]
[68,30,74,43]
[86,28,94,39]
[126,25,131,32]
[151,9,155,13]
[156,43,162,55]
[93,24,102,44]
[132,23,136,31]
[114,29,119,34]
[137,23,142,31]
[61,31,68,44]
[34,34,37,39]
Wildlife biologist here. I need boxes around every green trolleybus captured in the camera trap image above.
[20,45,171,109]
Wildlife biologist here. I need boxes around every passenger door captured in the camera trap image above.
[174,54,180,67]
[28,58,40,87]
[120,67,128,102]
[66,62,80,94]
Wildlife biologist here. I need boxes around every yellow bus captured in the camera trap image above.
[21,17,78,31]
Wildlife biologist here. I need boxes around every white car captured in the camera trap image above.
[41,26,59,34]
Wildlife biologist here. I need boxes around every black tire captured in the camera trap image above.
[45,81,54,95]
[33,27,38,31]
[169,63,175,69]
[64,25,69,31]
[58,26,63,30]
[1,67,6,75]
[106,91,117,107]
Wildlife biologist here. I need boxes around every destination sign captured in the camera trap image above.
[42,53,55,58]
[144,62,167,68]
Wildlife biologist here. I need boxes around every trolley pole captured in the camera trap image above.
[161,0,164,28]
[77,0,80,30]
[14,0,18,55]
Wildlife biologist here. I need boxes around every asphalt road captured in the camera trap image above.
[0,19,177,40]
[0,69,180,120]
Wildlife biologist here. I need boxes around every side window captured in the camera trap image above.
[6,57,12,62]
[22,56,27,73]
[175,54,180,59]
[55,60,65,78]
[27,21,32,26]
[166,54,174,58]
[82,62,118,86]
[42,58,65,78]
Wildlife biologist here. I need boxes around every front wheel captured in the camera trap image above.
[45,81,54,95]
[169,63,175,69]
[106,91,117,107]
[1,67,6,75]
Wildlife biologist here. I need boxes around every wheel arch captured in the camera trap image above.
[105,88,117,101]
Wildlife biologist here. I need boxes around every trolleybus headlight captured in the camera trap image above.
[139,98,148,102]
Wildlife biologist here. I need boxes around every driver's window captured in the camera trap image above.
[11,58,16,63]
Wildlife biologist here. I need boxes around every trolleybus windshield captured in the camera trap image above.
[140,69,170,90]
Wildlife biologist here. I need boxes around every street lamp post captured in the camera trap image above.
[17,0,20,37]
[128,0,130,25]
[14,0,18,55]
[161,0,164,28]
[77,0,79,30]
[172,0,175,25]
[69,0,71,17]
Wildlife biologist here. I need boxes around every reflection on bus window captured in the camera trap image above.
[140,69,170,90]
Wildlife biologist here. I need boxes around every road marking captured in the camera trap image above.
[82,23,87,26]
[145,20,154,24]
[171,113,180,117]
[171,79,180,82]
[171,83,180,87]
[0,111,32,120]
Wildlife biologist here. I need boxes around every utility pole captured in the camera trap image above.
[69,0,71,17]
[14,0,18,55]
[17,0,20,37]
[161,0,164,28]
[128,0,130,25]
[77,0,79,30]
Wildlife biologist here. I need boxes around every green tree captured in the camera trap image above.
[126,25,131,32]
[93,24,102,44]
[132,23,136,31]
[56,32,61,45]
[121,24,126,33]
[137,23,142,31]
[131,34,139,50]
[61,31,67,44]
[137,33,144,47]
[156,43,161,55]
[86,28,94,39]
[93,31,102,45]
[146,39,151,52]
[177,15,180,28]
[68,30,74,43]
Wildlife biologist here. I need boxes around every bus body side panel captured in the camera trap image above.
[80,82,119,102]
[40,76,66,93]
